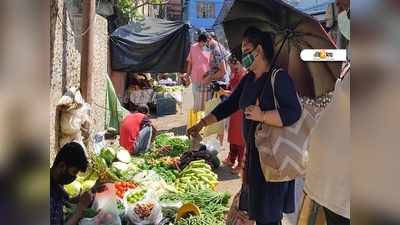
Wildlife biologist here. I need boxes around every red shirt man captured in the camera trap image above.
[119,105,155,154]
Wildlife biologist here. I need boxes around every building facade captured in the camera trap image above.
[167,0,183,21]
[183,0,224,30]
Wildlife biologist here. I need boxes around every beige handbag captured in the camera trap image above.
[255,69,329,182]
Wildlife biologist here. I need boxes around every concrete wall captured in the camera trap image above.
[50,0,108,164]
[50,0,82,164]
[91,15,108,133]
[110,71,127,102]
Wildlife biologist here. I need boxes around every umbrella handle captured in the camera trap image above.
[259,32,291,105]
[269,31,291,71]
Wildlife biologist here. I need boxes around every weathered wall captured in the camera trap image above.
[110,71,127,102]
[91,15,108,133]
[50,0,82,164]
[50,0,108,164]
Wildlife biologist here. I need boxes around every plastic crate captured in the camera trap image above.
[156,95,177,116]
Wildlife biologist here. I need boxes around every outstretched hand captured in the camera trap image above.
[186,122,204,139]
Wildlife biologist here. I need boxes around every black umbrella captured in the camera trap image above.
[214,0,342,98]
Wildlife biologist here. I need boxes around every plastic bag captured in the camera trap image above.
[203,135,221,153]
[93,131,107,155]
[60,103,91,136]
[89,183,122,225]
[123,188,163,225]
[57,86,84,107]
[125,199,163,225]
[133,170,173,198]
[203,96,224,137]
[133,170,163,184]
[123,187,153,208]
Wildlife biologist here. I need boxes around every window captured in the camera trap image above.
[197,1,215,18]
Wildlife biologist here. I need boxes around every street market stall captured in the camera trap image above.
[110,17,190,117]
[63,133,228,225]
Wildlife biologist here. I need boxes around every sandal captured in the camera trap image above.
[222,158,234,167]
[232,164,243,175]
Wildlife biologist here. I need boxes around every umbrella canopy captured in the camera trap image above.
[214,0,342,98]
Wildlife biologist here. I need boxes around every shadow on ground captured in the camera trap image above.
[157,125,187,136]
[215,165,240,181]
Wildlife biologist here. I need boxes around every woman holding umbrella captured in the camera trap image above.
[187,27,302,225]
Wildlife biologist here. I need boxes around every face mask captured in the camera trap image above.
[241,50,256,69]
[59,168,77,185]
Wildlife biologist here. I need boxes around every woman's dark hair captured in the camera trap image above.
[198,33,208,43]
[137,104,149,114]
[53,142,88,172]
[229,55,238,64]
[243,27,274,63]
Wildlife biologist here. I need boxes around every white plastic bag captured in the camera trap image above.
[203,135,221,152]
[60,103,91,136]
[90,183,122,225]
[125,198,163,225]
[123,187,152,209]
[133,171,174,197]
[93,131,106,155]
[60,109,82,135]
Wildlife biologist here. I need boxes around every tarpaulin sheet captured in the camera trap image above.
[111,17,190,73]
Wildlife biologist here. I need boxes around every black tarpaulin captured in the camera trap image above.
[111,17,190,73]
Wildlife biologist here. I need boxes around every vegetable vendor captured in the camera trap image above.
[119,104,157,155]
[50,142,95,225]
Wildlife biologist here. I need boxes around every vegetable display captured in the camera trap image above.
[151,164,179,184]
[127,189,147,204]
[69,133,231,225]
[64,171,98,197]
[91,152,121,183]
[154,85,184,94]
[178,145,220,170]
[154,134,191,157]
[134,202,155,219]
[175,160,218,193]
[100,147,116,166]
[116,150,131,163]
[114,181,138,199]
[176,214,224,225]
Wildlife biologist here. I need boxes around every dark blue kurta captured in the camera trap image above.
[212,69,302,223]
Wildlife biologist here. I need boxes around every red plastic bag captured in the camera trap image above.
[225,192,255,225]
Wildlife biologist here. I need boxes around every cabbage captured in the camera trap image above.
[64,181,81,197]
[112,162,129,172]
[100,147,116,165]
[120,163,141,180]
[81,180,96,192]
[130,157,145,166]
[116,150,131,163]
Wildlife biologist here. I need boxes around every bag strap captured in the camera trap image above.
[259,68,280,105]
[270,68,282,109]
[271,69,303,112]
